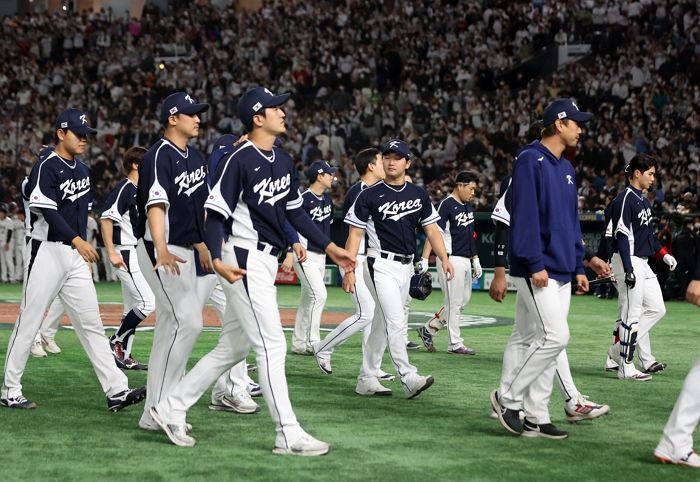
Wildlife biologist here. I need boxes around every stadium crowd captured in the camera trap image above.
[0,0,697,218]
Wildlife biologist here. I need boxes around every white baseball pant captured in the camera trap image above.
[437,256,472,349]
[2,241,128,399]
[611,254,665,369]
[656,354,700,459]
[33,297,66,344]
[155,240,306,448]
[499,277,571,425]
[292,251,327,353]
[12,238,24,282]
[137,240,202,426]
[1,243,15,282]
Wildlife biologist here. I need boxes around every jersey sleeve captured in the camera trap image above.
[612,193,633,238]
[510,154,544,273]
[436,199,450,231]
[491,177,511,226]
[101,183,126,222]
[204,153,241,219]
[29,159,59,211]
[143,150,172,208]
[419,189,440,226]
[345,190,370,228]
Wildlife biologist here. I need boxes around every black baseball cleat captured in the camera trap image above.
[490,390,522,435]
[416,327,435,352]
[122,356,148,371]
[406,341,421,350]
[0,396,37,409]
[521,419,568,439]
[107,387,147,412]
[643,362,667,374]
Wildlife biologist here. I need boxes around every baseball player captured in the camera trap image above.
[1,108,146,411]
[149,86,354,455]
[606,154,676,380]
[488,172,609,424]
[344,139,454,398]
[291,160,336,355]
[416,171,481,355]
[134,91,211,431]
[312,147,393,379]
[654,239,700,467]
[11,208,25,282]
[490,99,591,439]
[0,205,15,282]
[100,146,155,370]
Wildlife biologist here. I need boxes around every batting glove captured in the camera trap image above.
[416,258,429,275]
[624,269,636,289]
[662,254,677,271]
[471,257,483,279]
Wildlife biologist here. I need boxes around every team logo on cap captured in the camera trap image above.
[80,114,88,124]
[557,112,567,119]
[61,122,68,128]
[571,101,579,110]
[253,102,262,112]
[185,94,194,104]
[389,141,400,149]
[169,107,178,115]
[264,88,273,96]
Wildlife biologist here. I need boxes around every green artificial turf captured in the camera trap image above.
[1,286,699,481]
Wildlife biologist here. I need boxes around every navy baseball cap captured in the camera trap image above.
[542,98,593,126]
[237,87,291,131]
[308,160,337,180]
[55,108,97,136]
[160,92,210,125]
[382,139,412,160]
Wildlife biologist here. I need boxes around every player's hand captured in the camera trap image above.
[154,247,186,276]
[213,258,246,284]
[662,254,677,271]
[292,242,307,263]
[575,274,589,294]
[194,242,213,273]
[686,280,700,306]
[489,267,508,302]
[586,256,612,277]
[471,257,483,279]
[72,236,100,263]
[624,269,636,288]
[415,258,429,274]
[342,270,356,293]
[325,242,356,272]
[531,269,549,288]
[282,252,294,273]
[442,257,455,281]
[108,250,127,270]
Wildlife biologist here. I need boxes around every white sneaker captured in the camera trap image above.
[377,370,395,382]
[30,341,47,358]
[618,362,652,381]
[565,394,610,422]
[247,382,262,398]
[209,390,260,414]
[41,335,61,354]
[272,433,330,456]
[139,418,192,433]
[315,354,332,375]
[403,374,434,399]
[654,448,700,468]
[149,406,196,447]
[355,378,392,396]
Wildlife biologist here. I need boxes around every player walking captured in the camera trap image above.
[344,139,454,398]
[149,86,355,455]
[100,146,155,370]
[606,154,676,380]
[490,99,591,438]
[1,108,146,411]
[416,171,481,355]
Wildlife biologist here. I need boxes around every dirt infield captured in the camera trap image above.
[0,303,351,328]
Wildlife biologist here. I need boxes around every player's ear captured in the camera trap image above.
[167,115,178,128]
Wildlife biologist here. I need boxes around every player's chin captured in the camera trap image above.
[75,145,87,154]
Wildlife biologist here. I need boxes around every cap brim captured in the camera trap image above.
[71,126,98,135]
[570,111,593,123]
[382,148,411,159]
[326,167,337,174]
[263,93,291,108]
[181,103,210,116]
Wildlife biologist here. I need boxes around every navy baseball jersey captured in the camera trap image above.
[28,150,93,242]
[136,138,207,245]
[436,195,476,257]
[298,190,333,253]
[491,175,512,226]
[345,181,439,255]
[610,186,661,258]
[101,179,139,246]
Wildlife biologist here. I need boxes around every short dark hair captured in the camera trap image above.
[123,146,147,174]
[455,170,479,185]
[626,154,658,178]
[527,120,543,142]
[354,147,380,176]
[541,118,571,138]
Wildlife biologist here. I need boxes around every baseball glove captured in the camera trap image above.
[409,272,432,300]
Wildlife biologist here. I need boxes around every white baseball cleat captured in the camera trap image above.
[315,354,332,375]
[149,406,196,447]
[377,370,395,382]
[139,418,192,433]
[403,374,434,399]
[209,390,260,414]
[565,394,610,422]
[30,341,47,358]
[247,382,262,397]
[618,362,652,381]
[272,433,330,456]
[41,335,61,354]
[355,378,392,396]
[654,448,700,468]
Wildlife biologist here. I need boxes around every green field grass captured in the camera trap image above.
[1,284,699,481]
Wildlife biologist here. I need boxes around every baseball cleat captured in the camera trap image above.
[355,378,392,396]
[209,391,260,414]
[30,341,47,358]
[565,395,610,422]
[605,344,621,371]
[122,356,148,370]
[149,406,196,447]
[246,363,257,372]
[406,341,421,350]
[110,340,127,368]
[315,354,332,375]
[490,389,523,435]
[0,395,37,409]
[448,345,476,356]
[377,370,396,382]
[522,419,568,439]
[416,327,435,352]
[604,356,619,372]
[291,346,314,356]
[139,418,192,433]
[618,363,652,381]
[404,374,434,399]
[654,449,700,468]
[247,382,262,397]
[272,433,330,457]
[41,335,61,354]
[643,361,667,374]
[107,386,147,412]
